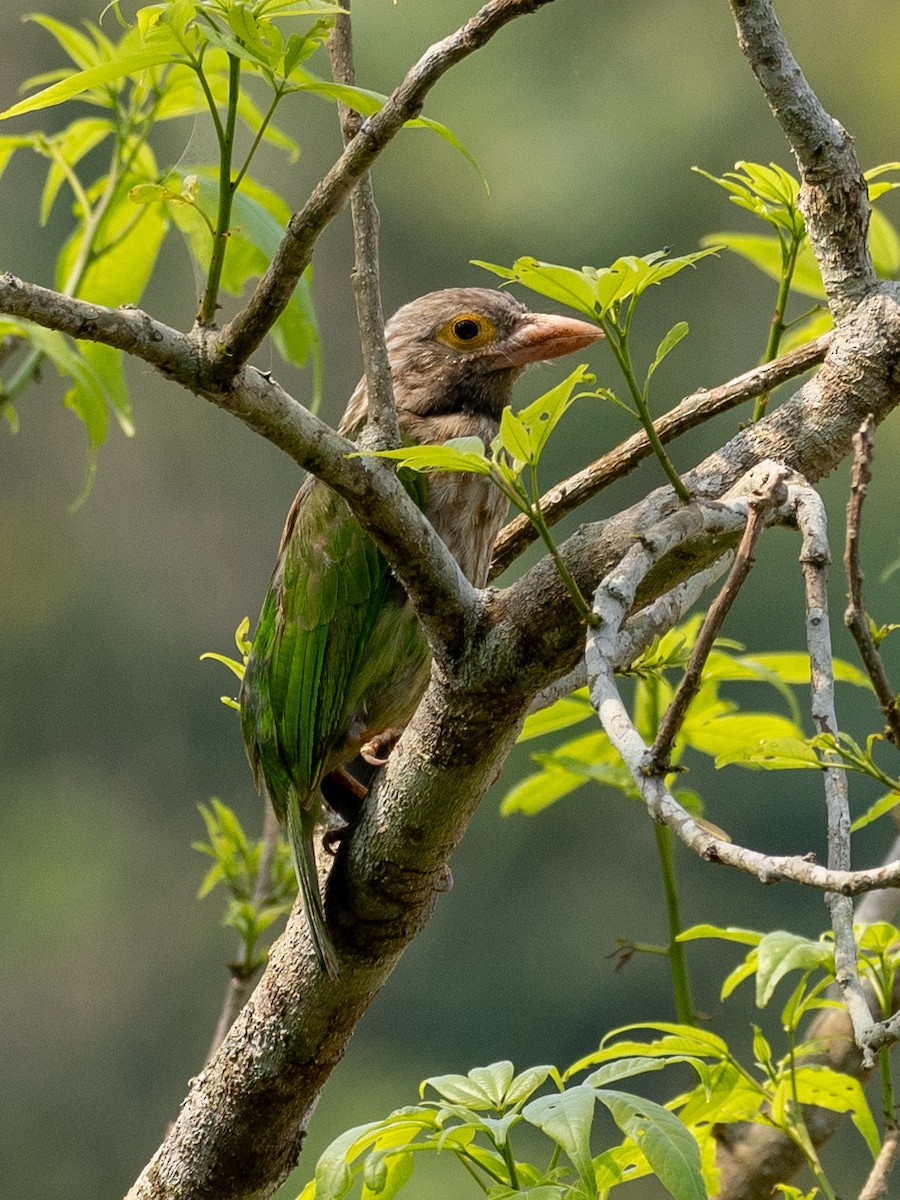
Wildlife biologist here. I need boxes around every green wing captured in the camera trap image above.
[240,477,394,819]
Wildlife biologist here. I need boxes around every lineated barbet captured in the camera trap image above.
[240,288,602,977]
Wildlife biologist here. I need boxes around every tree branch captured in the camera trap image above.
[729,0,875,313]
[584,470,900,897]
[491,289,900,705]
[0,273,476,656]
[843,414,900,746]
[648,466,787,768]
[215,0,559,373]
[491,332,831,577]
[326,7,401,450]
[795,486,877,1059]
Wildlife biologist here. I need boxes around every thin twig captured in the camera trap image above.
[648,466,788,769]
[525,555,734,717]
[584,468,900,898]
[327,9,401,450]
[794,485,877,1061]
[218,0,559,373]
[490,333,830,577]
[843,415,900,746]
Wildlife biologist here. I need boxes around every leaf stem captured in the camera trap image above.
[653,822,697,1026]
[602,316,691,502]
[199,52,242,326]
[525,464,598,626]
[753,230,801,421]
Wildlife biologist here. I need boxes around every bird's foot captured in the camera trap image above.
[360,726,404,766]
[322,825,348,856]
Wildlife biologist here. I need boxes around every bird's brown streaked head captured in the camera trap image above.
[379,287,603,421]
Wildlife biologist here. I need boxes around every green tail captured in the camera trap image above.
[286,790,339,979]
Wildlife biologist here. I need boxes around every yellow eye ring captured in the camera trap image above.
[438,312,497,350]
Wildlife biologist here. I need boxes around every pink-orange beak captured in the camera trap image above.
[500,311,603,367]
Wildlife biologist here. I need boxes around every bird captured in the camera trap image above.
[239,287,602,977]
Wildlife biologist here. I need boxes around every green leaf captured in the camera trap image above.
[683,711,810,765]
[719,955,759,1002]
[518,689,593,741]
[0,48,176,120]
[467,1062,515,1107]
[870,207,900,277]
[631,247,720,298]
[523,1086,596,1193]
[473,257,599,318]
[584,1056,704,1090]
[857,921,900,954]
[200,651,246,681]
[751,1024,774,1073]
[39,117,113,223]
[421,1071,494,1108]
[57,189,167,300]
[27,13,108,71]
[0,135,36,183]
[408,116,488,190]
[791,1066,879,1157]
[487,1188,568,1200]
[499,762,588,816]
[361,1144,417,1199]
[358,438,491,475]
[851,791,900,831]
[701,232,825,298]
[504,1065,559,1107]
[568,1025,730,1077]
[677,924,763,947]
[475,251,717,322]
[168,170,319,373]
[315,1122,382,1199]
[647,321,689,383]
[515,365,596,461]
[674,1060,764,1128]
[498,406,534,464]
[597,1090,706,1200]
[737,651,871,689]
[711,730,822,770]
[755,931,833,1007]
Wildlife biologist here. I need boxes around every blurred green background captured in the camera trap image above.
[3,1,900,1197]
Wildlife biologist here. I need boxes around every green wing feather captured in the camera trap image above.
[241,477,396,820]
[239,459,430,977]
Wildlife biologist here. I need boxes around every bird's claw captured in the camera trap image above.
[359,726,404,766]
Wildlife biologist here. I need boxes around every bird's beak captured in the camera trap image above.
[497,311,604,367]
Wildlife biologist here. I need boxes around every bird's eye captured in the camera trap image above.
[439,312,496,350]
[453,319,481,341]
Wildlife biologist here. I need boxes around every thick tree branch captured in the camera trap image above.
[0,273,475,656]
[491,332,831,577]
[215,0,558,372]
[3,2,895,1197]
[491,289,900,703]
[729,0,875,313]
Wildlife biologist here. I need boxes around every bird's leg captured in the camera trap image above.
[319,758,382,853]
[319,730,404,854]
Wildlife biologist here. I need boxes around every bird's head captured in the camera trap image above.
[353,288,602,426]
